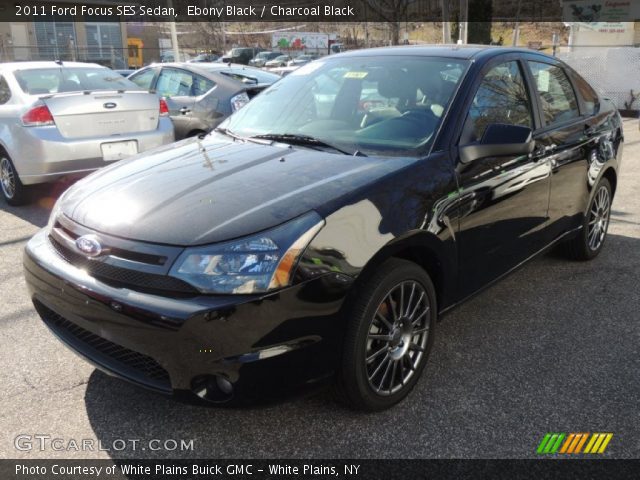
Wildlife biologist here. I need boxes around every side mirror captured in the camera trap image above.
[460,123,535,164]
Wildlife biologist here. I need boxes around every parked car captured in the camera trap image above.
[189,53,220,63]
[248,51,281,68]
[160,51,192,63]
[265,55,292,68]
[288,54,319,67]
[269,66,299,77]
[221,48,264,65]
[128,62,280,139]
[25,47,622,410]
[0,61,174,205]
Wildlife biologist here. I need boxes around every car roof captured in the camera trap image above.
[145,62,278,86]
[153,61,257,71]
[0,61,104,71]
[335,44,554,61]
[194,62,265,71]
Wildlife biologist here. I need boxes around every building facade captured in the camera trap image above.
[0,1,128,68]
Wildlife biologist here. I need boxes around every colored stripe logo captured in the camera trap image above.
[537,433,613,454]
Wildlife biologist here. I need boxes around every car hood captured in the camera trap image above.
[59,134,415,246]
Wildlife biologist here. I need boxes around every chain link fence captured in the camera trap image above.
[556,46,640,112]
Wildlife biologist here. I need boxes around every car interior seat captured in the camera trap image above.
[359,69,414,129]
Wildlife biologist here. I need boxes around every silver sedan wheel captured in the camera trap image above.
[365,280,430,396]
[0,157,15,199]
[587,185,611,251]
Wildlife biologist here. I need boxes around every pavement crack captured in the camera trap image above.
[21,373,37,391]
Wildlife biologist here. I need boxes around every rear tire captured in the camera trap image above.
[562,177,612,261]
[335,258,437,411]
[0,154,29,206]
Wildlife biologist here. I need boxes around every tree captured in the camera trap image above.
[468,0,493,44]
[360,0,412,45]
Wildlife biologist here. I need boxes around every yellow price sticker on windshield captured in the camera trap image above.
[344,71,368,79]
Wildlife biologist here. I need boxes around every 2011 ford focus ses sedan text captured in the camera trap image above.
[24,46,623,411]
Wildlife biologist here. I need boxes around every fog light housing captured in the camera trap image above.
[191,375,234,403]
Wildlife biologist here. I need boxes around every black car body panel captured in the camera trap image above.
[24,231,353,400]
[24,46,623,403]
[59,135,417,246]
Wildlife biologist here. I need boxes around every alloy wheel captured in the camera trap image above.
[365,280,430,396]
[0,157,15,199]
[587,185,611,251]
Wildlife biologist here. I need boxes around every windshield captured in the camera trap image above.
[15,67,140,95]
[223,55,468,156]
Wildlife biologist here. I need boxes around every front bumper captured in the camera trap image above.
[23,229,353,403]
[11,118,175,185]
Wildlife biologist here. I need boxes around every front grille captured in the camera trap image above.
[48,235,198,296]
[35,301,171,392]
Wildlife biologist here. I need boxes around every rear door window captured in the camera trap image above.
[191,75,215,96]
[156,68,192,97]
[528,62,580,126]
[156,68,213,97]
[571,71,599,115]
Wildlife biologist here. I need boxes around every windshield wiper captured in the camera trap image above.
[214,126,244,141]
[251,133,365,156]
[214,127,271,145]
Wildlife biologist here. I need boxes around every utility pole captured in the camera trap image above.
[442,0,452,43]
[512,0,522,46]
[364,2,369,48]
[459,0,468,44]
[220,21,226,53]
[167,0,179,61]
[552,32,559,56]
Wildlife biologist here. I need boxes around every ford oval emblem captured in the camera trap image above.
[75,235,102,257]
[103,102,117,109]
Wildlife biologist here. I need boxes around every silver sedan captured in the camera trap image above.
[0,61,175,205]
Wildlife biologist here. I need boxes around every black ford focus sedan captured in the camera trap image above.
[24,46,622,411]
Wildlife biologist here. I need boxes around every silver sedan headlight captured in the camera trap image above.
[169,212,324,294]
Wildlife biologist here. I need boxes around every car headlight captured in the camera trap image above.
[169,212,324,294]
[230,92,250,112]
[46,192,67,232]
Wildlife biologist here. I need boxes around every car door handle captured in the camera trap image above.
[531,144,556,160]
[179,107,191,115]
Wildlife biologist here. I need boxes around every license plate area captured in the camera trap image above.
[101,140,138,161]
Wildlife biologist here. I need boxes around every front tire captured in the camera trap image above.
[562,177,612,260]
[0,155,28,206]
[335,258,437,411]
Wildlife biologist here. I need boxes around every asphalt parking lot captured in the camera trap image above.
[1,119,638,460]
